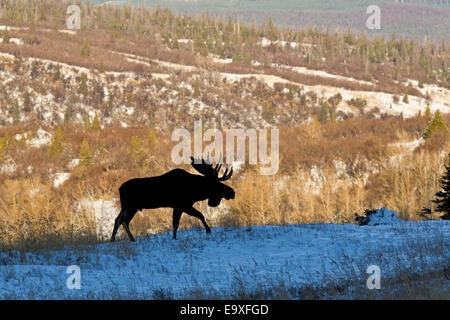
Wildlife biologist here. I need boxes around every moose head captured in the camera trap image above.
[190,156,235,207]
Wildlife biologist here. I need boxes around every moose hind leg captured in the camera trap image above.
[172,208,182,240]
[122,208,138,242]
[110,209,125,242]
[184,207,211,234]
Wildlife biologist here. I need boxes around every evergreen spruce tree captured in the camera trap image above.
[171,36,179,49]
[287,84,294,100]
[423,110,448,139]
[318,102,329,124]
[23,90,32,112]
[106,93,114,116]
[91,113,101,131]
[10,100,20,122]
[80,40,91,57]
[262,102,275,124]
[30,61,39,80]
[129,135,145,165]
[48,127,64,157]
[79,73,88,95]
[432,154,450,220]
[54,64,61,81]
[79,138,93,166]
[2,30,10,43]
[232,48,242,63]
[64,105,73,124]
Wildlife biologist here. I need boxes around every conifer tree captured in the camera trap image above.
[106,93,114,115]
[11,100,20,122]
[79,138,93,166]
[91,113,101,131]
[80,40,91,57]
[54,64,61,81]
[2,30,10,43]
[232,49,242,63]
[80,73,88,95]
[30,61,39,79]
[129,135,145,165]
[432,154,450,220]
[64,105,73,124]
[48,127,64,157]
[262,102,275,124]
[23,90,32,112]
[287,84,294,100]
[318,102,329,124]
[423,110,448,139]
[171,36,179,49]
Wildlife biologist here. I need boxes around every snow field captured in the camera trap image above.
[0,219,448,299]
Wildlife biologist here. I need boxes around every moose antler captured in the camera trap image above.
[190,155,233,181]
[218,166,233,181]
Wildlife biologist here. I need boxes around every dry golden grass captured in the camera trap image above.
[1,115,448,251]
[0,176,97,251]
[366,150,447,220]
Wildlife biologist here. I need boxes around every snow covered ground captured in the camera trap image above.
[0,216,448,299]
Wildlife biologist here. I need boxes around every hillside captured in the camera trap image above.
[0,1,449,129]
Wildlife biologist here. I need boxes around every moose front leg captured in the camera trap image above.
[172,208,182,240]
[184,207,212,234]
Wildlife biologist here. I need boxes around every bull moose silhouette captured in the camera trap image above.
[110,157,235,242]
